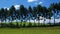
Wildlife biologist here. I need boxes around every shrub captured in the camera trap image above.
[28,22,32,27]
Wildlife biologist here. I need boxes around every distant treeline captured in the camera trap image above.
[0,2,60,28]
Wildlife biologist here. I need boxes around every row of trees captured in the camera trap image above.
[0,2,60,28]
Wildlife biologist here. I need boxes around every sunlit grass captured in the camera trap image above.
[0,27,60,34]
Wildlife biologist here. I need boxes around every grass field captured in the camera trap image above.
[0,27,60,34]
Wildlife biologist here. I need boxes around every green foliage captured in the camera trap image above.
[28,22,32,27]
[34,23,37,27]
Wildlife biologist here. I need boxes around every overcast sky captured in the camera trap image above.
[0,0,60,8]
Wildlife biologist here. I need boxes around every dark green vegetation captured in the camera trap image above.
[0,27,60,34]
[0,22,60,28]
[0,2,60,28]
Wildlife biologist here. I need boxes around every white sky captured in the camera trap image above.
[27,0,38,2]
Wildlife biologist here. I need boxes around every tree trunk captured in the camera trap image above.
[54,12,55,25]
[44,18,45,26]
[49,19,51,26]
[16,19,18,27]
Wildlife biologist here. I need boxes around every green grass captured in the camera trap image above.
[0,27,60,34]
